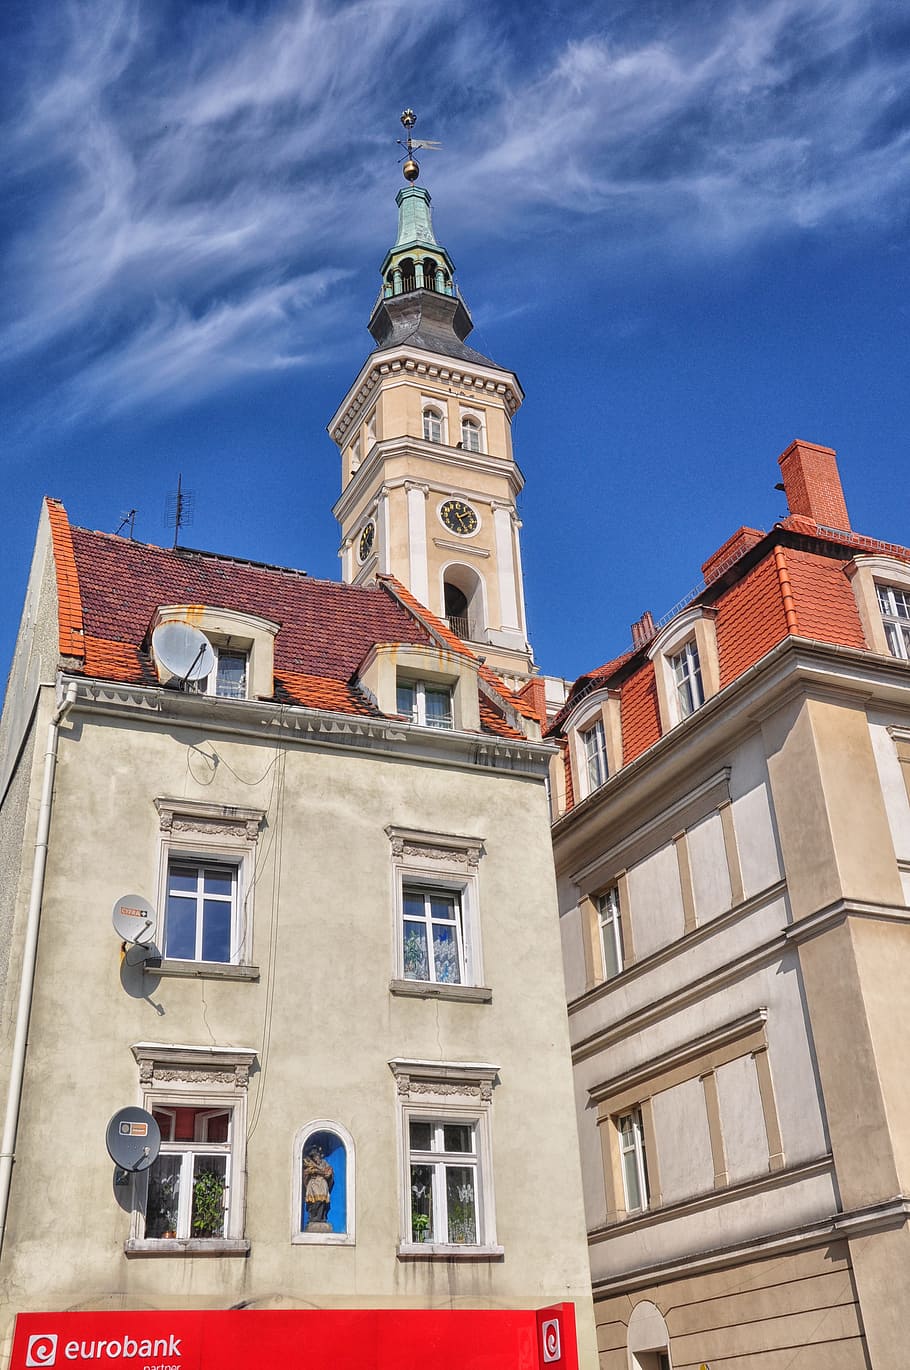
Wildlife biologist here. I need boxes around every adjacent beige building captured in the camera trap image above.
[549,440,910,1369]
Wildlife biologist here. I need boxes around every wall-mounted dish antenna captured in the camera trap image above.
[106,1107,161,1172]
[111,894,157,947]
[152,620,215,688]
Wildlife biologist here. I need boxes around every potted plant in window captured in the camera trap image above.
[411,1212,430,1243]
[191,1168,226,1238]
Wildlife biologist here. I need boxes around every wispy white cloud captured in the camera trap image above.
[1,0,907,422]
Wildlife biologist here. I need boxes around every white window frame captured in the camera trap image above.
[389,1058,501,1259]
[669,639,704,718]
[877,583,910,660]
[127,1043,255,1256]
[291,1118,356,1246]
[154,799,263,970]
[597,886,624,980]
[161,856,239,964]
[618,1107,650,1214]
[407,1118,482,1246]
[582,717,609,792]
[386,827,487,999]
[397,677,454,730]
[422,404,446,445]
[402,885,467,986]
[187,644,250,699]
[564,689,622,802]
[143,1104,233,1241]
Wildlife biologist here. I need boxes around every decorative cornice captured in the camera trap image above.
[385,824,484,869]
[388,1057,498,1102]
[328,349,523,442]
[131,1042,257,1089]
[784,896,910,945]
[155,797,264,842]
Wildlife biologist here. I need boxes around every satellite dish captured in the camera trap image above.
[112,894,157,946]
[152,621,215,685]
[106,1107,161,1172]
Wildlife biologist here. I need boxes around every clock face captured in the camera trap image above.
[358,521,376,562]
[439,499,479,536]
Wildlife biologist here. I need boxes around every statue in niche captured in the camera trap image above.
[303,1142,335,1232]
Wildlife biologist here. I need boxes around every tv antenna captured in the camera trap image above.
[115,509,137,538]
[397,109,441,184]
[165,474,194,547]
[151,620,216,690]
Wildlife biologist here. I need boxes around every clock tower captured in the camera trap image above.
[328,142,533,678]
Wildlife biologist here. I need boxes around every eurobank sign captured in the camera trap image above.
[11,1307,576,1370]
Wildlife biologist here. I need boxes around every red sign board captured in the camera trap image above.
[12,1306,576,1370]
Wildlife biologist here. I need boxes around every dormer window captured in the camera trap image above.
[876,585,910,659]
[191,647,249,700]
[397,679,453,730]
[669,641,704,718]
[460,416,482,452]
[582,718,608,791]
[423,406,445,444]
[648,606,720,733]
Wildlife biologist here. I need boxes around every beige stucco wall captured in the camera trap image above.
[0,697,596,1369]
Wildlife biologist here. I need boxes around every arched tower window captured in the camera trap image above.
[423,406,444,444]
[460,416,482,452]
[399,257,417,293]
[443,565,485,642]
[292,1121,355,1244]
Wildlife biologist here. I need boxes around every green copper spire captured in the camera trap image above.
[379,186,456,299]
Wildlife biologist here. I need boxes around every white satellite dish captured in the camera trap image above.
[152,620,215,685]
[112,894,157,946]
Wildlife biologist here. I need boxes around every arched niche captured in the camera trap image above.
[442,563,487,643]
[291,1119,355,1245]
[627,1300,671,1370]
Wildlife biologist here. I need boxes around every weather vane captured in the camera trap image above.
[397,109,441,183]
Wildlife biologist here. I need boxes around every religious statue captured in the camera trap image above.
[303,1143,335,1231]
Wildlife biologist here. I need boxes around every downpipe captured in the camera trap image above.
[0,680,78,1257]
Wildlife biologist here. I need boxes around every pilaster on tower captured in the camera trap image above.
[328,153,535,680]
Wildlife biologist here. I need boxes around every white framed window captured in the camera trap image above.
[390,1058,501,1258]
[877,584,910,660]
[582,718,608,792]
[423,405,445,444]
[397,678,453,730]
[460,416,482,452]
[291,1119,355,1245]
[618,1108,650,1213]
[402,886,465,985]
[386,827,487,1000]
[154,798,263,971]
[187,645,249,699]
[144,1105,232,1241]
[669,640,704,718]
[408,1118,480,1245]
[597,886,624,980]
[163,858,238,963]
[128,1043,255,1256]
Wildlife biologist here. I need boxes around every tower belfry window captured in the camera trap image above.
[461,417,482,452]
[423,407,444,444]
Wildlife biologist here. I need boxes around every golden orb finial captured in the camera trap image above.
[402,158,420,183]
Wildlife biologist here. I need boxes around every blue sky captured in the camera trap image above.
[1,0,908,686]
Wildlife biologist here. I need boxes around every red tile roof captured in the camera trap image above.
[45,502,528,739]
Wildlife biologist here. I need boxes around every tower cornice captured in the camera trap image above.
[332,437,526,525]
[328,346,524,444]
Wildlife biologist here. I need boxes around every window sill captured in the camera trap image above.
[389,979,492,1004]
[291,1232,355,1247]
[397,1242,504,1261]
[144,959,260,981]
[124,1238,250,1258]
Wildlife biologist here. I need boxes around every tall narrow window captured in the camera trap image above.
[460,417,482,452]
[877,584,910,659]
[164,859,238,963]
[597,887,624,980]
[423,407,444,444]
[144,1106,232,1241]
[618,1108,650,1213]
[582,718,608,792]
[408,1119,479,1245]
[669,641,704,718]
[402,886,465,984]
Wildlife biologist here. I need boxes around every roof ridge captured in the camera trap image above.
[46,499,85,660]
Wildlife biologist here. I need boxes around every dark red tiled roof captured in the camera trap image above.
[46,501,528,740]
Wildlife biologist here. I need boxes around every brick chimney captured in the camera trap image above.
[777,440,850,532]
[631,611,656,650]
